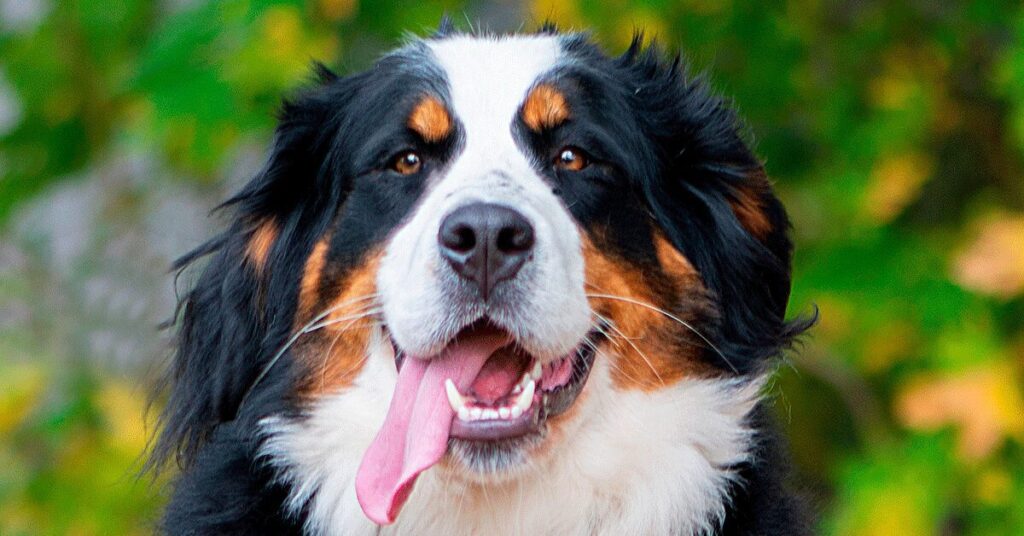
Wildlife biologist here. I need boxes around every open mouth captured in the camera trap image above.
[356,319,600,525]
[441,327,598,441]
[389,321,599,441]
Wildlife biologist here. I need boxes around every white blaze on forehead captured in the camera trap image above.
[379,34,589,361]
[428,35,562,152]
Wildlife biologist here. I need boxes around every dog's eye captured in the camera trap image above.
[555,147,588,172]
[391,151,422,175]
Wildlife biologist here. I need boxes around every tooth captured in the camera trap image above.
[515,380,535,413]
[445,379,465,412]
[499,407,510,419]
[482,409,499,420]
[531,361,542,380]
[512,384,522,394]
[458,407,471,421]
[470,407,482,420]
[511,406,523,418]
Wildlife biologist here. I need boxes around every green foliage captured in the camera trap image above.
[3,0,1024,534]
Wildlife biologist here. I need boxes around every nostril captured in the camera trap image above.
[451,225,476,253]
[496,224,534,253]
[440,222,476,254]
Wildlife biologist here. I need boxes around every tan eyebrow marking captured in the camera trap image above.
[407,95,453,142]
[522,84,570,132]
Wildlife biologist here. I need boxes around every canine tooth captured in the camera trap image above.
[511,406,523,418]
[458,407,471,421]
[482,409,499,420]
[515,380,535,413]
[499,407,511,419]
[470,407,482,420]
[445,379,465,411]
[531,361,542,380]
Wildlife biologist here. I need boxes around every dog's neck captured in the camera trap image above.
[262,355,761,535]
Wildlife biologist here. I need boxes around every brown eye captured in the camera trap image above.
[555,147,588,171]
[392,151,422,175]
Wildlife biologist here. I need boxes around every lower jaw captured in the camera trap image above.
[446,431,547,477]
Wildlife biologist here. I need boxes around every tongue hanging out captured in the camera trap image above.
[354,328,509,525]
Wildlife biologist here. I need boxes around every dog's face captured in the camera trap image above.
[161,29,802,534]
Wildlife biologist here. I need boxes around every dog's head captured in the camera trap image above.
[156,27,808,529]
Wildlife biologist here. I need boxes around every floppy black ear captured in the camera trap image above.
[623,41,812,373]
[150,67,350,472]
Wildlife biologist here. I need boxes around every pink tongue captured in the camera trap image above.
[355,331,508,525]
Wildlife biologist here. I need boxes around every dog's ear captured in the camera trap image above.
[624,40,812,372]
[150,67,350,472]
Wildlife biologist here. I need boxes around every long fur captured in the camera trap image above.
[151,25,814,535]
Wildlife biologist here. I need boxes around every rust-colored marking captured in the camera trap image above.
[246,219,278,272]
[583,232,709,391]
[728,173,774,240]
[522,84,570,132]
[653,233,697,281]
[298,236,330,317]
[408,95,453,142]
[294,252,381,397]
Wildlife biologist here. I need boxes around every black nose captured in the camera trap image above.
[438,203,535,301]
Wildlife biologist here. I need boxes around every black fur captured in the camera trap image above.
[544,33,814,374]
[151,26,813,535]
[720,405,814,536]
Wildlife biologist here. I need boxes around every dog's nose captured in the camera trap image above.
[438,203,535,300]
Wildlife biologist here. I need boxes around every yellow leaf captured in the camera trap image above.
[861,321,919,373]
[95,381,150,456]
[973,467,1012,506]
[954,214,1024,298]
[262,6,303,58]
[868,74,916,111]
[0,363,47,434]
[896,363,1024,461]
[862,152,933,224]
[855,488,931,536]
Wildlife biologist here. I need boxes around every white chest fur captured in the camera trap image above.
[261,349,761,536]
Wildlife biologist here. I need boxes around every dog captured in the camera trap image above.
[152,23,814,535]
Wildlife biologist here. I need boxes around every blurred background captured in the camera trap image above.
[1,0,1023,534]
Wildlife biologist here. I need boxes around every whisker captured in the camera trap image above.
[585,293,737,373]
[238,295,381,408]
[589,317,659,387]
[589,319,624,350]
[319,328,348,394]
[591,311,664,385]
[583,334,647,393]
[295,294,380,337]
[306,307,383,333]
[317,315,380,393]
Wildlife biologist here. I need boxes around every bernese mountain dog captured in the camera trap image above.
[152,23,814,536]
